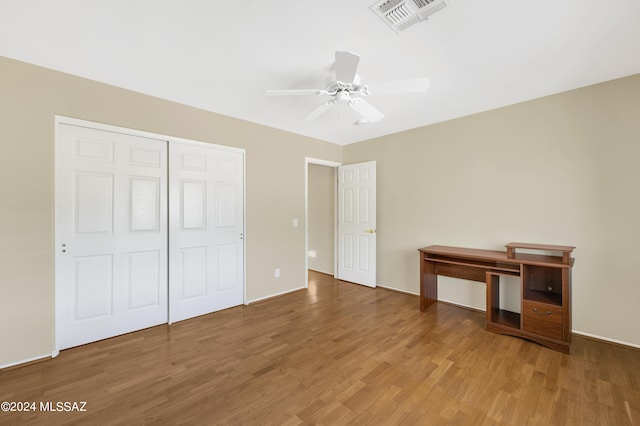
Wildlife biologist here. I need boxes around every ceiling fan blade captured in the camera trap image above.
[335,51,360,84]
[366,77,431,95]
[264,89,328,96]
[349,98,384,123]
[303,101,335,123]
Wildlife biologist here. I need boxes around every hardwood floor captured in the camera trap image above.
[1,271,638,425]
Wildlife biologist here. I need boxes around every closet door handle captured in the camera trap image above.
[532,307,552,316]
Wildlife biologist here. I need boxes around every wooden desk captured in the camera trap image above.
[419,243,575,353]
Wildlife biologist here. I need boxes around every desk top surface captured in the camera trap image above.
[419,245,574,268]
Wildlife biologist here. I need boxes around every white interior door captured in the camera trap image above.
[55,124,168,350]
[169,142,244,323]
[337,161,376,287]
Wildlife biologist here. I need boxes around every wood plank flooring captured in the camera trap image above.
[1,271,639,425]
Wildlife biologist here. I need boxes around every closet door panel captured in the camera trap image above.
[56,124,168,350]
[169,142,244,323]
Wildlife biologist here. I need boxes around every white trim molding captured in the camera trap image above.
[572,330,640,350]
[245,286,306,305]
[0,353,52,370]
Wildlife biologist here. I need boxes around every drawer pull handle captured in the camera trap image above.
[532,307,552,316]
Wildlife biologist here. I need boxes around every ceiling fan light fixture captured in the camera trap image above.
[265,51,429,124]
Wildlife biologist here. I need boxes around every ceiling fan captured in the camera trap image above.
[265,51,430,124]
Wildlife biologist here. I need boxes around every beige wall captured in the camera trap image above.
[344,74,640,347]
[2,54,638,367]
[308,164,335,274]
[0,56,342,367]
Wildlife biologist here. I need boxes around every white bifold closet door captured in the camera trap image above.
[168,142,244,323]
[56,124,169,350]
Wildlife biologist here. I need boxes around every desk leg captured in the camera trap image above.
[420,258,438,311]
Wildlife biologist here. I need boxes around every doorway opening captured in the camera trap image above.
[304,158,378,288]
[305,158,340,288]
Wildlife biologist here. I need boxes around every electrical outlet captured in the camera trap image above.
[275,268,280,278]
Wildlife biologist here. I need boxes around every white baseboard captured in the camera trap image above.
[308,268,333,276]
[438,298,485,312]
[377,284,419,296]
[0,353,52,370]
[245,286,306,305]
[572,330,640,349]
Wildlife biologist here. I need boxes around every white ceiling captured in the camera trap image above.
[1,0,639,145]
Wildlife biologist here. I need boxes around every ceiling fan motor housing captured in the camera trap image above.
[336,90,352,103]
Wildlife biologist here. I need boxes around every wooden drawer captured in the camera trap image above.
[522,300,564,341]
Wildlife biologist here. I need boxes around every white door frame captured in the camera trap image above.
[54,115,246,353]
[304,157,341,288]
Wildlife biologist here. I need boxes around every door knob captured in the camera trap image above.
[365,229,376,234]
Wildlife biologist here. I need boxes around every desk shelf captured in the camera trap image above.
[486,271,522,334]
[489,308,521,330]
[523,264,563,306]
[525,289,562,306]
[428,257,521,274]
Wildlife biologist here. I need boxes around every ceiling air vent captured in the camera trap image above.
[370,0,451,33]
